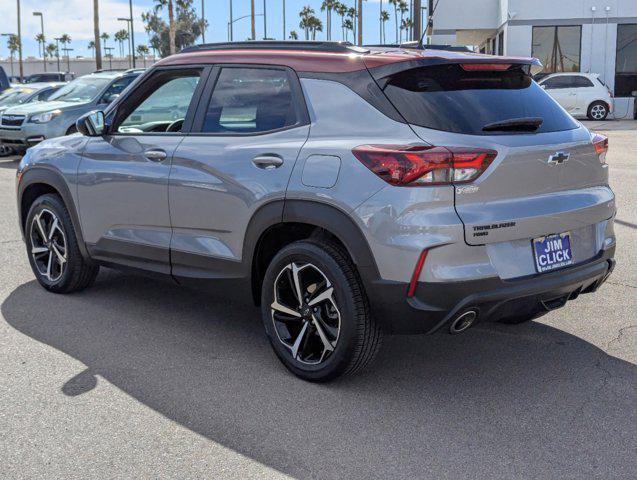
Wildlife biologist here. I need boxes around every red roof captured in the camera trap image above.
[156,47,539,74]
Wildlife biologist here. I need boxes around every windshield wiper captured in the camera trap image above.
[482,117,543,133]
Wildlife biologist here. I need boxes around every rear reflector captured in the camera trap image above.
[407,249,428,298]
[592,133,608,164]
[352,145,497,186]
[460,63,512,71]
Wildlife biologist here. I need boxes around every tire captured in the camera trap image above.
[587,101,609,121]
[25,193,99,294]
[261,240,381,382]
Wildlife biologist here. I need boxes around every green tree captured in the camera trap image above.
[321,1,337,41]
[143,0,203,58]
[398,0,408,43]
[289,30,299,40]
[347,7,356,41]
[136,44,149,67]
[35,33,46,58]
[87,40,96,58]
[380,10,389,44]
[114,29,129,59]
[45,43,57,67]
[389,0,399,44]
[334,2,347,40]
[6,34,20,76]
[343,18,353,42]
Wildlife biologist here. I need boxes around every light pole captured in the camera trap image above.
[16,0,23,81]
[229,0,233,41]
[227,13,263,42]
[263,0,267,39]
[201,0,205,43]
[128,0,135,67]
[62,47,73,72]
[33,11,46,71]
[117,17,132,68]
[282,0,285,41]
[54,37,62,71]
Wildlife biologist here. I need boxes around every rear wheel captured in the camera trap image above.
[261,240,381,382]
[26,194,99,293]
[587,101,609,120]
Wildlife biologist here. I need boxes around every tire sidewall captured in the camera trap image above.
[25,195,79,292]
[261,242,361,381]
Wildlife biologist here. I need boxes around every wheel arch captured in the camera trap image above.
[18,167,90,260]
[246,200,380,305]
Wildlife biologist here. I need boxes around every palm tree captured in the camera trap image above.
[398,1,408,42]
[334,2,347,40]
[93,0,102,71]
[35,33,46,59]
[6,34,19,76]
[289,30,298,40]
[88,40,96,58]
[114,29,129,59]
[309,16,323,40]
[347,7,356,41]
[389,0,399,44]
[45,43,57,71]
[379,0,383,43]
[154,0,176,55]
[380,10,389,44]
[321,1,336,41]
[299,6,314,41]
[136,44,149,67]
[343,19,353,42]
[100,32,110,54]
[401,17,412,43]
[357,0,364,46]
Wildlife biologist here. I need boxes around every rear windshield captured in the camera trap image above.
[382,64,579,135]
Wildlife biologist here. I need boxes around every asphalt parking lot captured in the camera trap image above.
[0,122,635,479]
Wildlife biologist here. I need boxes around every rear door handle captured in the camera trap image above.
[252,155,284,170]
[144,149,167,162]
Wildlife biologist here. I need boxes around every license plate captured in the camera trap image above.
[532,232,573,273]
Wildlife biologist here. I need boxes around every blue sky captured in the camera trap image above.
[2,0,424,59]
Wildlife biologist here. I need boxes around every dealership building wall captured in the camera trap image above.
[431,0,637,117]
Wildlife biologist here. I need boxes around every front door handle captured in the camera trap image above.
[252,155,284,170]
[145,149,167,162]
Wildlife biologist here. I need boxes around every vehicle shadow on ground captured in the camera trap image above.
[3,271,636,479]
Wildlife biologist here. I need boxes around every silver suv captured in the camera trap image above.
[16,42,616,381]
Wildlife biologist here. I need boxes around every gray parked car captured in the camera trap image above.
[16,42,616,381]
[1,69,142,153]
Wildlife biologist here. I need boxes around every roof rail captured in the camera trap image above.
[180,41,369,54]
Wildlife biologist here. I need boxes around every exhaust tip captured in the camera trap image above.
[449,310,477,334]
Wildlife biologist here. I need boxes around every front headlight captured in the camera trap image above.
[29,109,62,124]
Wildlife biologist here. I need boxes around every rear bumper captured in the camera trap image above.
[367,246,615,334]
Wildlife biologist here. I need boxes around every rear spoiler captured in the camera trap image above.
[364,52,543,83]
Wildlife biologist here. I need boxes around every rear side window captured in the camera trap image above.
[202,68,299,134]
[382,64,578,135]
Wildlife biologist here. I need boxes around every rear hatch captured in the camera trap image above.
[369,58,614,246]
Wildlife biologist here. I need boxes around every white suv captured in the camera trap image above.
[538,73,613,120]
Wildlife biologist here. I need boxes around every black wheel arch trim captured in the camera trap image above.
[244,199,381,304]
[18,166,91,260]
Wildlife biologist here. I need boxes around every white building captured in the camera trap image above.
[431,0,637,114]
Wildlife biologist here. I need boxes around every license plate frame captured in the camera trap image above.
[532,232,574,273]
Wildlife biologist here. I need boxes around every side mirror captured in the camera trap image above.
[101,93,119,104]
[76,110,105,137]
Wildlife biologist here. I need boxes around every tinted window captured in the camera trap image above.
[48,77,112,102]
[383,64,578,135]
[115,69,201,134]
[532,26,581,74]
[101,76,137,103]
[202,68,298,134]
[542,76,593,89]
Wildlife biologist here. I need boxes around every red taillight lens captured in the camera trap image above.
[460,63,512,71]
[407,249,428,298]
[592,133,608,164]
[352,145,497,186]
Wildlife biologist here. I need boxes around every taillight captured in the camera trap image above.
[407,249,428,298]
[460,63,511,71]
[352,145,497,186]
[592,133,608,165]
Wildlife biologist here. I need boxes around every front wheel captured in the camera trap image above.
[587,101,609,120]
[261,240,381,382]
[25,194,99,293]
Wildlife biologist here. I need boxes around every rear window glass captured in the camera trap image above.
[382,64,578,135]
